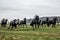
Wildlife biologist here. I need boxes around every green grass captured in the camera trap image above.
[0,25,60,40]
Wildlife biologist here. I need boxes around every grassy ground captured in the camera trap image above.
[0,25,60,40]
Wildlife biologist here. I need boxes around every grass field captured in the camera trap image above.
[0,25,60,40]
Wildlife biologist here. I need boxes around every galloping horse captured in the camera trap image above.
[1,19,8,27]
[30,19,41,30]
[47,17,58,27]
[19,18,27,28]
[41,17,49,27]
[8,19,18,30]
[30,15,41,30]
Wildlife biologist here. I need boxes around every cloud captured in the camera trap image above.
[0,0,60,21]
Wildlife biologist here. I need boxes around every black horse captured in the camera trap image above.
[30,19,41,30]
[19,18,27,28]
[1,19,8,27]
[8,19,18,30]
[30,15,41,30]
[30,19,36,30]
[47,17,58,27]
[41,17,49,27]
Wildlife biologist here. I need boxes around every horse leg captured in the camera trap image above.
[20,25,22,27]
[54,25,55,28]
[1,24,3,26]
[47,24,49,27]
[15,25,17,29]
[2,24,4,27]
[45,24,46,27]
[37,24,39,28]
[8,26,10,29]
[41,24,43,27]
[53,24,55,28]
[4,24,6,27]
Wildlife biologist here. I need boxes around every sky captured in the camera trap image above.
[0,0,60,21]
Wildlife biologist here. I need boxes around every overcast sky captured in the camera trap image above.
[0,0,60,21]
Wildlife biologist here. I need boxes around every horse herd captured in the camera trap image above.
[0,15,59,30]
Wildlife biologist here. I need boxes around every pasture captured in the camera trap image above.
[0,24,60,40]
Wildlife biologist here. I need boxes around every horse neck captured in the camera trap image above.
[46,18,49,22]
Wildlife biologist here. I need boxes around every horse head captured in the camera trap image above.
[46,17,49,22]
[53,17,58,22]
